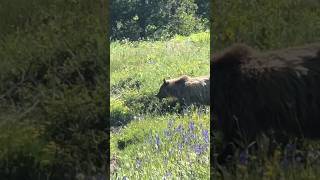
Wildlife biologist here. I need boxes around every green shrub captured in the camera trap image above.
[111,0,209,40]
[110,98,133,126]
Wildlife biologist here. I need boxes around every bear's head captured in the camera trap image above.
[156,76,188,99]
[156,79,170,99]
[211,43,253,69]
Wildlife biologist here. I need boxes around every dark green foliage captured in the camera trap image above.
[211,0,320,51]
[0,151,45,179]
[111,0,209,40]
[125,94,185,115]
[0,0,108,178]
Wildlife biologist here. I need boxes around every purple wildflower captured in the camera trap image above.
[162,171,172,180]
[194,144,203,155]
[189,121,195,132]
[239,151,248,165]
[168,119,174,129]
[178,143,183,151]
[202,129,209,143]
[148,130,153,144]
[155,133,161,149]
[190,133,196,140]
[197,109,203,117]
[286,143,296,152]
[285,143,296,161]
[163,129,171,138]
[165,171,172,176]
[183,134,189,144]
[175,124,183,133]
[136,158,141,169]
[203,144,209,151]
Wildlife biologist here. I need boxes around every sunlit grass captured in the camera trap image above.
[110,32,210,179]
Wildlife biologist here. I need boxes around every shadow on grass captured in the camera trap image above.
[112,94,210,151]
[111,94,191,127]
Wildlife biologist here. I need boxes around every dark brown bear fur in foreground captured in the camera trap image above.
[211,43,320,144]
[156,75,210,105]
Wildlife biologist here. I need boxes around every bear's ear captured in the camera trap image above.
[212,43,252,66]
[163,79,169,85]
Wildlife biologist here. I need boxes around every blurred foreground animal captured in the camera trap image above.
[156,75,210,106]
[211,43,320,145]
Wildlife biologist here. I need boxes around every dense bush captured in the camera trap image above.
[110,0,209,40]
[0,0,108,178]
[211,0,320,51]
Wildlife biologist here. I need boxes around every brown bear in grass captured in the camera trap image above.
[211,43,320,145]
[156,75,210,106]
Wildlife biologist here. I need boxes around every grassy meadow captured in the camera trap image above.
[110,32,210,179]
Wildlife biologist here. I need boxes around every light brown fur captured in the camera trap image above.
[156,75,210,105]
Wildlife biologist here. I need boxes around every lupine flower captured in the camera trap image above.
[202,129,209,143]
[148,130,153,144]
[190,133,196,140]
[189,121,195,132]
[162,171,172,180]
[183,134,189,144]
[286,143,296,153]
[168,119,174,129]
[194,144,203,155]
[163,129,171,138]
[155,133,161,149]
[136,158,141,169]
[285,143,296,161]
[239,151,248,165]
[175,124,183,133]
[202,144,209,151]
[197,109,203,117]
[123,176,128,180]
[165,171,172,177]
[178,143,183,151]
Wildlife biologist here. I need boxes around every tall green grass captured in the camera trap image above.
[110,32,210,179]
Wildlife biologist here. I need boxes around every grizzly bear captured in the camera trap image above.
[211,43,320,144]
[156,75,210,105]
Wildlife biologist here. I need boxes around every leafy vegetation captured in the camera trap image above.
[110,0,209,40]
[110,32,210,179]
[0,0,108,179]
[212,0,320,51]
